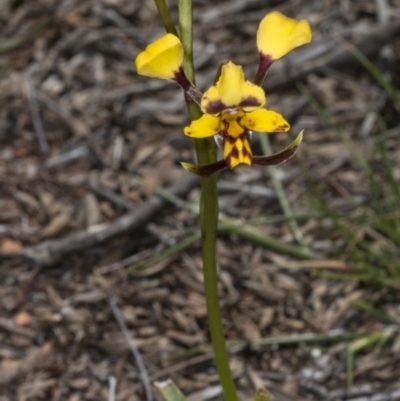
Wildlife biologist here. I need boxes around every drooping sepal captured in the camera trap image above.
[181,160,228,177]
[182,131,304,176]
[253,130,303,166]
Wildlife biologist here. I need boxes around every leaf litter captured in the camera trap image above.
[1,0,400,400]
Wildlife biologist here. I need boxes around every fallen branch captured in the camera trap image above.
[0,174,199,266]
[110,296,152,401]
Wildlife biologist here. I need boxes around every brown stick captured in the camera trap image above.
[0,174,199,266]
[0,17,53,54]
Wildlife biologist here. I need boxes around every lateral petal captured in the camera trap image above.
[243,109,290,132]
[184,114,221,138]
[181,160,227,177]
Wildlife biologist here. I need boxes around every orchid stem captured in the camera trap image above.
[154,0,179,36]
[178,2,238,401]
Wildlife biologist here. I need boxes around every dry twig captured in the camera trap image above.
[109,296,152,401]
[0,174,199,266]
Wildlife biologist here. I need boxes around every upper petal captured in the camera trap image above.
[184,114,221,138]
[257,12,312,60]
[201,62,265,114]
[243,109,290,132]
[135,34,183,79]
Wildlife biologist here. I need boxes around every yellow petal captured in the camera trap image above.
[257,11,312,60]
[201,62,265,114]
[135,34,183,79]
[243,109,290,132]
[184,114,221,138]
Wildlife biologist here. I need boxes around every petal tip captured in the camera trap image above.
[253,129,304,167]
[292,129,304,147]
[135,33,183,79]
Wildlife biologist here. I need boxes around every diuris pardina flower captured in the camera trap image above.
[135,12,312,176]
[184,61,290,169]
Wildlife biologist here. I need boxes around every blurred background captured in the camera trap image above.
[0,0,400,400]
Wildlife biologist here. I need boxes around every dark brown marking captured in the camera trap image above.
[229,147,239,159]
[174,67,191,90]
[224,135,236,145]
[242,147,252,158]
[253,53,274,87]
[275,124,289,132]
[204,99,227,115]
[239,96,263,109]
[174,67,203,105]
[224,154,235,168]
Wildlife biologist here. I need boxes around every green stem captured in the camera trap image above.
[178,2,238,401]
[169,329,373,360]
[154,0,179,36]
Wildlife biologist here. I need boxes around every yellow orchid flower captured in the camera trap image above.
[134,12,312,176]
[184,62,290,169]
